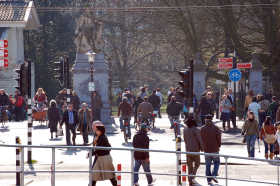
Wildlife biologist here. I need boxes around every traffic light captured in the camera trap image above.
[178,69,191,99]
[14,67,23,93]
[54,57,65,86]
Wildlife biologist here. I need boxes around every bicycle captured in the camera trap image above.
[0,106,8,128]
[122,118,130,143]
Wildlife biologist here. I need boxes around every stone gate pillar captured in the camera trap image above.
[194,53,207,101]
[249,54,263,95]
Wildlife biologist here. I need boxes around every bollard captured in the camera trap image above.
[181,164,187,186]
[27,98,32,164]
[176,135,182,186]
[16,136,21,186]
[117,164,121,186]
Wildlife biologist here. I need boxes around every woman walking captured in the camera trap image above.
[242,111,259,157]
[220,95,232,131]
[260,116,277,159]
[47,100,60,139]
[90,121,117,186]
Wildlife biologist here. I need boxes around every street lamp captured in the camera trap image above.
[86,51,96,121]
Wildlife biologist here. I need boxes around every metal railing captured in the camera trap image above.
[0,143,279,186]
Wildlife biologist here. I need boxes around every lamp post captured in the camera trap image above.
[87,51,96,120]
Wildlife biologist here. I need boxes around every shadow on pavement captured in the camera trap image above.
[122,142,132,147]
[150,127,165,134]
[25,164,36,176]
[49,138,62,141]
[0,127,9,132]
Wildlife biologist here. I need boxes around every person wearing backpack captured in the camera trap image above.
[14,90,25,121]
[260,116,277,159]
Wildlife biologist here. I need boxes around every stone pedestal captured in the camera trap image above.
[249,54,263,94]
[73,52,112,125]
[193,53,207,101]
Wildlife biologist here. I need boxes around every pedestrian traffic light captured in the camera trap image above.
[54,57,64,86]
[178,69,191,99]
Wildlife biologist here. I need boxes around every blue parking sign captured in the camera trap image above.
[228,69,242,82]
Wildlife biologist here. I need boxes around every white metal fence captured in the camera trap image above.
[0,144,279,186]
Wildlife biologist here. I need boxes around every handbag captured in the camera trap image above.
[263,126,276,144]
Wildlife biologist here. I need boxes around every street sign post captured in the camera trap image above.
[229,69,242,82]
[0,40,8,48]
[218,63,233,69]
[0,49,8,58]
[218,57,233,63]
[237,63,252,69]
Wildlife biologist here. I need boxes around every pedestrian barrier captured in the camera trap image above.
[1,144,280,186]
[117,164,121,186]
[181,164,187,186]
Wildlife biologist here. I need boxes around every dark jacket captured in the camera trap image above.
[48,106,60,132]
[78,108,92,133]
[197,97,212,116]
[0,93,10,106]
[184,126,203,152]
[71,95,80,111]
[92,94,103,109]
[118,101,133,117]
[60,110,79,128]
[93,135,111,156]
[268,101,279,121]
[55,93,67,108]
[148,94,160,110]
[166,101,183,116]
[201,121,221,153]
[133,131,149,160]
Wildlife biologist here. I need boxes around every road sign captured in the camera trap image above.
[0,59,8,67]
[229,69,242,82]
[218,58,233,63]
[88,82,95,91]
[0,40,8,48]
[0,49,8,58]
[218,63,233,69]
[237,63,252,69]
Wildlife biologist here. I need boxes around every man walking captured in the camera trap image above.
[60,104,79,146]
[166,96,183,129]
[118,97,133,139]
[92,91,103,121]
[201,115,221,185]
[156,88,163,118]
[78,103,92,145]
[132,124,155,186]
[183,118,203,186]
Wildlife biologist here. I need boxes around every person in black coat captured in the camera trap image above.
[133,124,155,185]
[148,90,161,111]
[48,100,60,139]
[197,96,212,125]
[60,103,79,145]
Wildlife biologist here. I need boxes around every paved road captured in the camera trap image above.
[0,116,279,186]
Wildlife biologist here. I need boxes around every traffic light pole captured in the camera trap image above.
[27,60,32,164]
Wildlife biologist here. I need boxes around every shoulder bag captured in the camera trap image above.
[263,126,276,144]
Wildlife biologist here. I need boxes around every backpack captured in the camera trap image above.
[263,126,277,144]
[16,96,24,107]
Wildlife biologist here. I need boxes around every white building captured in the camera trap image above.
[0,0,40,95]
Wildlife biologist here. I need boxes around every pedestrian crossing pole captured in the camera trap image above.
[176,135,182,186]
[16,136,21,186]
[27,60,33,164]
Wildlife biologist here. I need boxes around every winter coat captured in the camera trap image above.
[133,131,149,160]
[78,108,92,133]
[184,126,203,152]
[92,94,103,109]
[0,93,10,106]
[118,101,133,118]
[48,106,60,132]
[71,95,80,111]
[148,94,161,110]
[201,122,221,153]
[137,101,153,118]
[242,119,259,136]
[166,101,183,116]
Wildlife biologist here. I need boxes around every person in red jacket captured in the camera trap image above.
[260,116,277,159]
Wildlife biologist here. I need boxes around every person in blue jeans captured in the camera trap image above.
[132,124,155,186]
[201,115,221,185]
[118,97,133,139]
[242,111,259,157]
